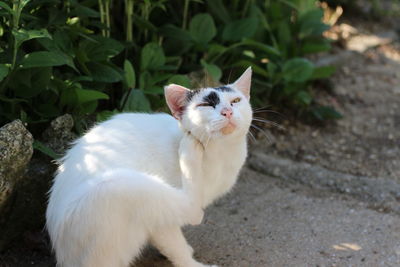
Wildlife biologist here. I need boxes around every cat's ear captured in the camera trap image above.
[164,84,190,120]
[232,67,252,99]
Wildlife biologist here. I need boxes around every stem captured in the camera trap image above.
[125,0,134,42]
[120,88,132,111]
[98,0,106,37]
[182,0,189,29]
[105,0,111,37]
[11,1,19,70]
[263,1,278,48]
[0,0,22,94]
[143,1,149,40]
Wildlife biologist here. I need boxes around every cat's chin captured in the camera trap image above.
[221,122,236,135]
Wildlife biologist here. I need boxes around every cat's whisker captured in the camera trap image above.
[253,106,272,111]
[210,120,226,130]
[252,118,285,131]
[247,130,257,143]
[250,123,273,144]
[252,110,283,116]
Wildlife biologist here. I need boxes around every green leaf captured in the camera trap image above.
[206,44,228,62]
[20,51,69,68]
[75,88,109,103]
[161,25,192,41]
[222,17,258,41]
[282,58,314,83]
[189,13,216,44]
[86,62,122,83]
[14,67,52,98]
[161,26,192,55]
[201,60,222,82]
[0,1,13,14]
[13,29,51,50]
[122,89,151,112]
[205,0,231,24]
[240,38,281,57]
[33,140,60,159]
[74,4,100,18]
[141,43,166,71]
[0,64,9,82]
[81,36,124,61]
[60,87,77,108]
[79,100,98,114]
[132,14,157,32]
[53,30,74,56]
[168,75,191,88]
[296,90,312,106]
[299,9,329,39]
[71,76,93,82]
[124,60,136,89]
[232,60,269,78]
[311,66,336,80]
[139,71,152,90]
[311,106,343,120]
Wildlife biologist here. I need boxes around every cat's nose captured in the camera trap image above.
[221,107,233,119]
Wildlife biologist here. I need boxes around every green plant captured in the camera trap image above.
[0,0,125,132]
[207,0,340,119]
[0,0,340,137]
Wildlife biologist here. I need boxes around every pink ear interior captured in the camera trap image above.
[233,67,252,99]
[164,84,190,120]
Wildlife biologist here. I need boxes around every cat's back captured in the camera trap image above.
[60,112,182,181]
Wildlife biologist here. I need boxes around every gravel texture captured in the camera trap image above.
[134,169,400,267]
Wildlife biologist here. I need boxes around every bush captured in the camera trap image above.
[0,0,340,135]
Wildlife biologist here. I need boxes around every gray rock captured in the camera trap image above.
[0,115,78,251]
[42,114,76,154]
[0,120,33,210]
[0,120,34,250]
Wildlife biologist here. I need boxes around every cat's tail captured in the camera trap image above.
[46,168,191,267]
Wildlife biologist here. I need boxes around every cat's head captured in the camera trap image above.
[165,67,252,142]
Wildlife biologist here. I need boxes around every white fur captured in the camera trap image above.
[46,68,253,267]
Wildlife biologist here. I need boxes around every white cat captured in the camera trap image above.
[46,67,253,267]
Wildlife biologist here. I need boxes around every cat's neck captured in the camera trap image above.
[198,133,247,151]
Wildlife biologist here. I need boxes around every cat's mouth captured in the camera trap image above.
[220,122,236,135]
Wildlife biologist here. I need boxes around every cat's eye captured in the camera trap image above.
[231,98,241,105]
[197,102,211,107]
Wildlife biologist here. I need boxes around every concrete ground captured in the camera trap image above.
[134,166,400,267]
